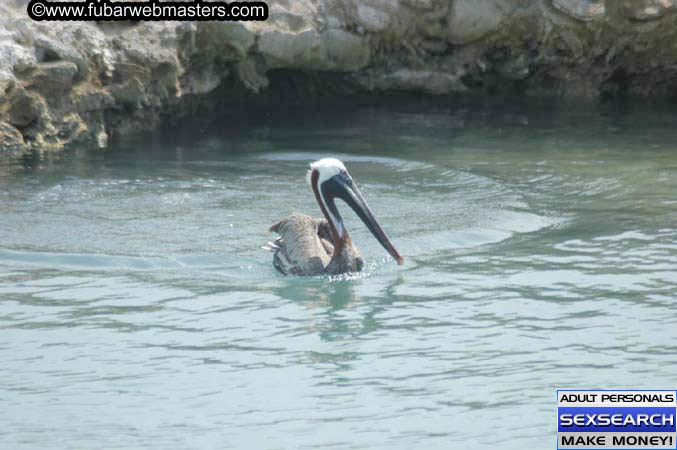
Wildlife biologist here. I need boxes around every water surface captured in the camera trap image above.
[1,101,677,449]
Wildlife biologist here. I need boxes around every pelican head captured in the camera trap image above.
[307,158,404,265]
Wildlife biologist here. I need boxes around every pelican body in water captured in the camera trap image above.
[266,158,403,276]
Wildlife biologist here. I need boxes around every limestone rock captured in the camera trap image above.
[259,29,326,69]
[552,0,606,22]
[496,53,530,80]
[0,121,25,153]
[107,80,146,110]
[8,89,45,129]
[400,0,436,9]
[0,39,37,82]
[258,27,370,72]
[72,89,115,113]
[190,22,255,62]
[184,69,224,96]
[324,29,370,71]
[621,0,677,21]
[361,68,467,94]
[356,3,392,33]
[28,61,79,92]
[34,35,88,79]
[447,0,523,45]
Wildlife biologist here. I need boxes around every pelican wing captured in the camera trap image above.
[269,213,332,276]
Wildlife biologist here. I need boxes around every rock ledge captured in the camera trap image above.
[2,0,677,154]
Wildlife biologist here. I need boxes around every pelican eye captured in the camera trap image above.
[338,171,353,185]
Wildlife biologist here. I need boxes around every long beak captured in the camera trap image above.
[338,179,404,265]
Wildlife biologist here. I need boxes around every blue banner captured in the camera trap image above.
[558,407,676,433]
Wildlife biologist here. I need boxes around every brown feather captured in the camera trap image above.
[269,213,363,276]
[269,213,332,276]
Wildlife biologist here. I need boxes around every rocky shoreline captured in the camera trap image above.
[2,0,677,154]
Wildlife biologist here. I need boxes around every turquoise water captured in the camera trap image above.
[1,101,677,449]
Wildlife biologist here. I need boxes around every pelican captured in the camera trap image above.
[266,158,403,276]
